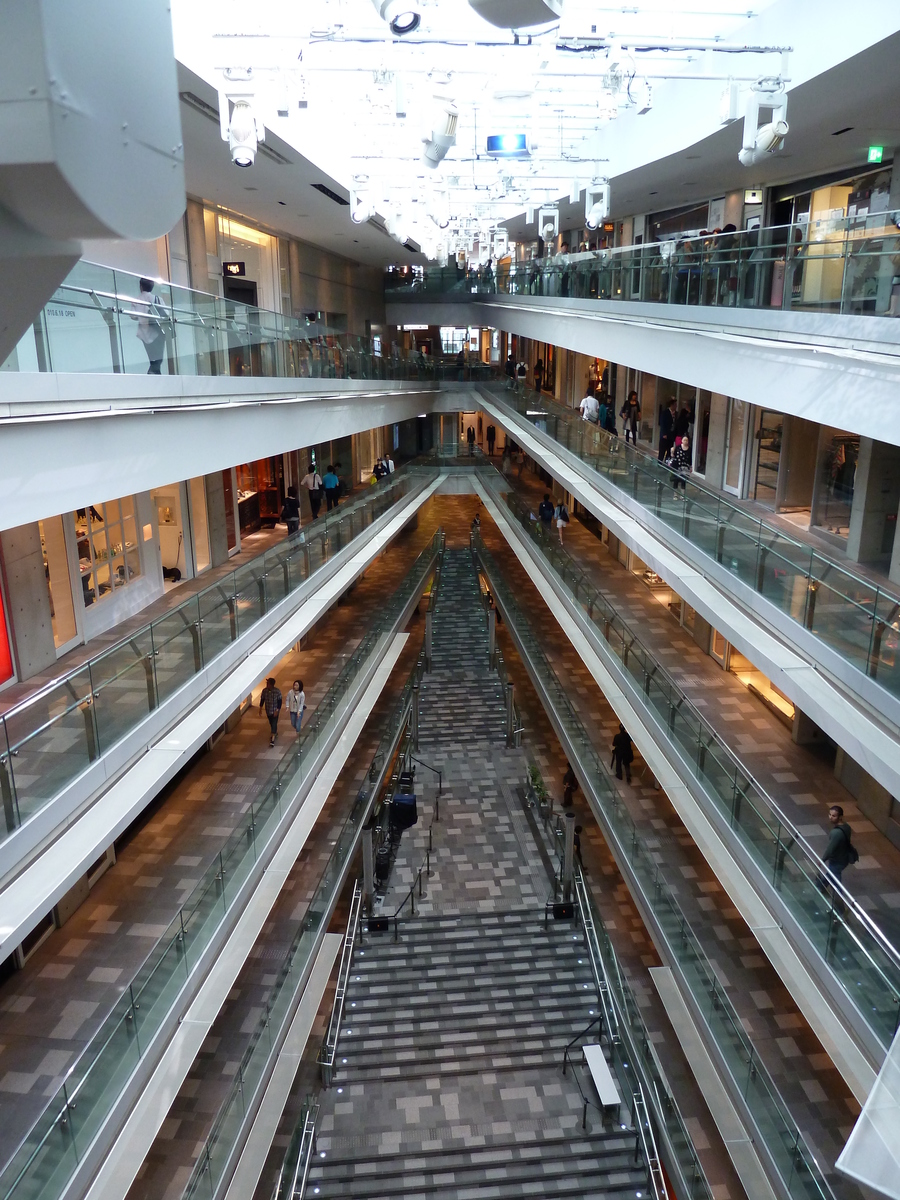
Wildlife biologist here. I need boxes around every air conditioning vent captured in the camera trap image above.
[311,182,350,206]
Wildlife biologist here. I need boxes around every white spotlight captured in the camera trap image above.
[739,85,788,167]
[585,181,610,229]
[219,93,264,168]
[422,99,458,169]
[372,0,421,35]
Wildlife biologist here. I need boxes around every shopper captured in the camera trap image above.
[132,277,168,375]
[486,424,496,456]
[674,404,692,443]
[818,804,857,894]
[466,425,476,454]
[280,485,301,535]
[301,463,323,520]
[669,435,691,491]
[385,453,395,473]
[538,493,555,534]
[574,823,584,869]
[621,390,641,445]
[374,457,387,480]
[501,444,512,475]
[611,724,634,783]
[534,359,544,392]
[323,464,340,510]
[259,677,283,747]
[658,399,676,462]
[579,391,599,423]
[286,679,305,732]
[505,352,516,389]
[563,763,578,807]
[555,498,570,544]
[516,360,528,391]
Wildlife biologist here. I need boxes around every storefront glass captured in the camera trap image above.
[812,428,859,540]
[75,497,141,608]
[694,390,711,475]
[39,516,78,648]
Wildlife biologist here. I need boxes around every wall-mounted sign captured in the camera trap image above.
[868,145,884,164]
[223,261,246,277]
[744,189,763,205]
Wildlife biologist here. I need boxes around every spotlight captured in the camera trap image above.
[219,93,264,168]
[228,101,257,167]
[739,84,788,167]
[585,180,610,229]
[422,99,458,169]
[372,0,421,35]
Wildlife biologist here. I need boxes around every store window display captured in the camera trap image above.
[813,429,859,541]
[75,497,141,608]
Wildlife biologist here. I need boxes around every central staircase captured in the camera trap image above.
[308,912,649,1199]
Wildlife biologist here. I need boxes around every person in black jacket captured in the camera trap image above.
[658,399,676,461]
[818,805,855,892]
[611,724,634,783]
[280,485,301,535]
[538,494,555,533]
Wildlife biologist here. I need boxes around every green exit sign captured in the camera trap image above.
[868,145,884,164]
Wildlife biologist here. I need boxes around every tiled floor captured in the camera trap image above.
[478,497,865,1197]
[0,495,458,1168]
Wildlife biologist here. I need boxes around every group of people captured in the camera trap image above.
[537,492,570,544]
[657,398,695,490]
[371,454,395,481]
[258,678,305,747]
[297,462,343,522]
[579,388,642,446]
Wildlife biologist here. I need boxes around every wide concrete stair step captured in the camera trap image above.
[307,1131,647,1199]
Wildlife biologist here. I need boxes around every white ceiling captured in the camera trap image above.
[171,1,900,263]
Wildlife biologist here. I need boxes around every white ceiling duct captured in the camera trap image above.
[467,0,562,29]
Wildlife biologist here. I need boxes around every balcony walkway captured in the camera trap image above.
[477,499,865,1195]
[0,498,449,1169]
[505,465,900,947]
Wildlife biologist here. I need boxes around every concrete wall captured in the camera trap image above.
[704,393,729,489]
[0,524,56,680]
[205,471,230,569]
[287,239,384,335]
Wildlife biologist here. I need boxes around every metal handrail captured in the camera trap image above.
[272,1101,319,1200]
[486,476,900,986]
[318,881,363,1087]
[633,1085,670,1200]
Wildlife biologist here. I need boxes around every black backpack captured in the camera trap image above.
[841,826,859,865]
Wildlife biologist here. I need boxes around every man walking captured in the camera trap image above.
[301,463,323,520]
[538,493,555,535]
[818,804,856,894]
[658,399,676,462]
[323,464,340,510]
[611,724,634,783]
[486,424,496,456]
[259,677,283,747]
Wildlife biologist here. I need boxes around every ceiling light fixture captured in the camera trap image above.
[218,95,263,168]
[371,0,421,36]
[739,82,788,167]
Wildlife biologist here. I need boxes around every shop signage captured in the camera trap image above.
[223,261,246,276]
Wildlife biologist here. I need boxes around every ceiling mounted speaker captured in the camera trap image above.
[467,0,562,29]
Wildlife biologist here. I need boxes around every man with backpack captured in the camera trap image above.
[611,724,634,783]
[818,804,858,894]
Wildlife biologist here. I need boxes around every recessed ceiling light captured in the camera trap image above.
[649,190,658,195]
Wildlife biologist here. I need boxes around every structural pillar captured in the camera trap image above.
[362,822,375,914]
[0,523,57,680]
[562,811,575,901]
[204,470,230,568]
[845,438,900,571]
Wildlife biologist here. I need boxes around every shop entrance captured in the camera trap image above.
[223,277,258,307]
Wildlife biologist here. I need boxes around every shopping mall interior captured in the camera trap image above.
[1,3,899,1200]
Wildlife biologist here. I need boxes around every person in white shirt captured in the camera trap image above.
[300,464,323,520]
[286,679,305,732]
[579,392,599,423]
[386,455,395,473]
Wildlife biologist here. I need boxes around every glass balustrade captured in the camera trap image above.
[0,259,496,382]
[474,531,837,1200]
[0,531,442,1200]
[182,644,428,1200]
[386,214,900,321]
[486,479,900,1049]
[0,470,433,851]
[485,383,900,704]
